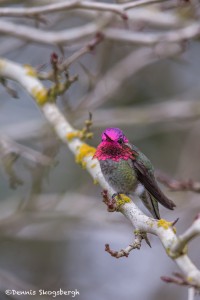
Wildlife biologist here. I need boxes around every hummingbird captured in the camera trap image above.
[93,127,176,219]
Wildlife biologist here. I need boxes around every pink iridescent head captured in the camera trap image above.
[94,128,133,161]
[101,128,129,144]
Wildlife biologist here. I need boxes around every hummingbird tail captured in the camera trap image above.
[134,161,176,210]
[141,191,160,219]
[156,192,176,210]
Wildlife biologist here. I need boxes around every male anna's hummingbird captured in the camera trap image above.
[93,127,176,219]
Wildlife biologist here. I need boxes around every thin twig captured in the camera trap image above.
[77,45,183,110]
[156,171,200,193]
[105,232,144,258]
[38,33,104,81]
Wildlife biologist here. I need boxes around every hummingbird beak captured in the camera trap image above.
[104,133,113,142]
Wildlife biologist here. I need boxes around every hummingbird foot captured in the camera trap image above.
[101,190,117,212]
[111,192,129,199]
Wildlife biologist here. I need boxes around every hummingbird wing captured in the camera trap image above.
[127,143,176,210]
[140,190,160,219]
[133,159,176,210]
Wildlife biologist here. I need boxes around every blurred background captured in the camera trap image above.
[0,0,200,299]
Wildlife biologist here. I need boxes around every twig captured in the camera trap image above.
[156,171,200,193]
[105,232,143,258]
[105,230,151,258]
[77,45,183,110]
[0,135,52,166]
[93,98,200,127]
[161,272,200,289]
[38,33,104,81]
[0,135,52,189]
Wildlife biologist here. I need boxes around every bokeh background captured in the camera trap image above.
[0,1,200,299]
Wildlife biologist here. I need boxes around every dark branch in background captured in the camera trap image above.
[156,171,200,193]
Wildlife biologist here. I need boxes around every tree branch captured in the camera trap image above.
[156,171,200,193]
[0,0,168,19]
[0,58,200,289]
[0,18,198,47]
[77,44,183,110]
[38,33,104,81]
[105,231,145,258]
[93,99,200,127]
[171,214,200,255]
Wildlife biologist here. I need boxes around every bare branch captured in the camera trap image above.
[93,98,200,127]
[105,22,200,45]
[0,134,52,189]
[156,171,200,193]
[105,232,143,258]
[0,18,198,47]
[0,135,52,166]
[38,33,104,81]
[171,214,200,255]
[161,273,199,289]
[77,45,183,110]
[0,0,168,19]
[105,229,151,258]
[0,19,110,46]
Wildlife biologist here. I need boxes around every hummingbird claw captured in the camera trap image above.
[112,193,121,199]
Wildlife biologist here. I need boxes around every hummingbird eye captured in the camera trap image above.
[118,138,124,144]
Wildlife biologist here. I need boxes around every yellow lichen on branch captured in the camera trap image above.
[93,178,99,185]
[75,143,96,168]
[157,219,172,230]
[66,130,93,142]
[115,194,131,209]
[66,131,83,141]
[32,86,48,105]
[24,64,37,77]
